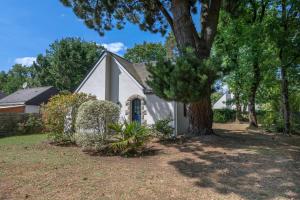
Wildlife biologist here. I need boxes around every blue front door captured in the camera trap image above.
[131,98,141,124]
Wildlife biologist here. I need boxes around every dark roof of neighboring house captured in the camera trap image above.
[0,91,6,100]
[110,52,152,92]
[0,86,58,106]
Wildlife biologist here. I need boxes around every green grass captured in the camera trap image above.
[0,133,47,146]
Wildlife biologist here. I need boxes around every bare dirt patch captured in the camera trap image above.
[0,124,299,200]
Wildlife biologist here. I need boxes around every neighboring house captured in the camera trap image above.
[76,51,189,134]
[0,86,58,113]
[213,92,236,110]
[0,91,6,100]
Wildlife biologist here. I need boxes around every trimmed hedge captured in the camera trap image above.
[0,113,42,135]
[213,109,236,123]
[75,100,120,150]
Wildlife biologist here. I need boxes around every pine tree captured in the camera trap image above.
[60,0,241,134]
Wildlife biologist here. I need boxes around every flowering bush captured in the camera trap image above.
[41,92,96,143]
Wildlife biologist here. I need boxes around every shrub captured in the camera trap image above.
[152,118,174,139]
[108,121,151,155]
[41,93,96,143]
[75,100,120,150]
[17,114,43,134]
[213,109,236,123]
[259,110,285,132]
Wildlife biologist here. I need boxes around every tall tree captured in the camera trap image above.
[268,0,300,134]
[124,42,166,63]
[60,0,240,134]
[3,64,31,94]
[0,71,8,93]
[32,37,104,91]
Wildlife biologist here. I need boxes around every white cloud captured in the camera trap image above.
[101,42,127,53]
[14,57,36,66]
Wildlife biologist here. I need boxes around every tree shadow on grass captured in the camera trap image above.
[165,128,300,200]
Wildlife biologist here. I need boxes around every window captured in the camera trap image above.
[131,98,141,124]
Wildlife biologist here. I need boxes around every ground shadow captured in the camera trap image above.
[165,128,300,200]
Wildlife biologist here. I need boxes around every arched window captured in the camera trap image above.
[131,98,141,124]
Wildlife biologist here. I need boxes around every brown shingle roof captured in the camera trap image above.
[110,52,152,92]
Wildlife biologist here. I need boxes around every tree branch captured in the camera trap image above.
[259,0,269,22]
[155,0,175,32]
[200,0,221,54]
[249,0,257,22]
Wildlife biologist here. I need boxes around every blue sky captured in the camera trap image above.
[0,0,167,72]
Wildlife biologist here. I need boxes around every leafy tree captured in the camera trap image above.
[164,32,178,60]
[60,0,241,134]
[267,0,300,134]
[32,37,104,91]
[124,42,166,63]
[2,64,31,94]
[0,71,8,93]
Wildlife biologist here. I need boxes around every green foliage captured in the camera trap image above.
[1,38,104,94]
[124,42,166,63]
[60,0,172,36]
[0,113,42,135]
[213,109,236,123]
[74,132,105,152]
[147,48,217,102]
[75,100,120,135]
[211,92,223,104]
[108,121,151,155]
[0,64,32,94]
[75,100,120,150]
[32,37,104,91]
[17,115,44,134]
[152,118,174,139]
[41,93,95,143]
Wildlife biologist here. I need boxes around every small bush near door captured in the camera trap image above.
[152,118,174,139]
[108,121,151,155]
[74,100,120,151]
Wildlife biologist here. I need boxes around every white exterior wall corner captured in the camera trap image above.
[25,105,40,113]
[76,55,107,99]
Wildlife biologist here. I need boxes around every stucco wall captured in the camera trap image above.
[111,58,174,125]
[76,56,106,99]
[25,105,40,113]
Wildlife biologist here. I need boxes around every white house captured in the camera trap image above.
[76,51,189,134]
[213,92,236,110]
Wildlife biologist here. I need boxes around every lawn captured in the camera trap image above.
[0,124,299,200]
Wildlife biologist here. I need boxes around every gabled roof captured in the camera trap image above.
[0,86,58,106]
[109,52,152,92]
[0,91,6,100]
[75,51,153,93]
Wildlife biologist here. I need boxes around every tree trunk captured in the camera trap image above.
[235,92,242,123]
[188,92,213,135]
[279,0,291,135]
[169,0,220,134]
[280,64,290,134]
[248,60,260,127]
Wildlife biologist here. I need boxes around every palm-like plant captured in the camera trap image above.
[108,121,150,154]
